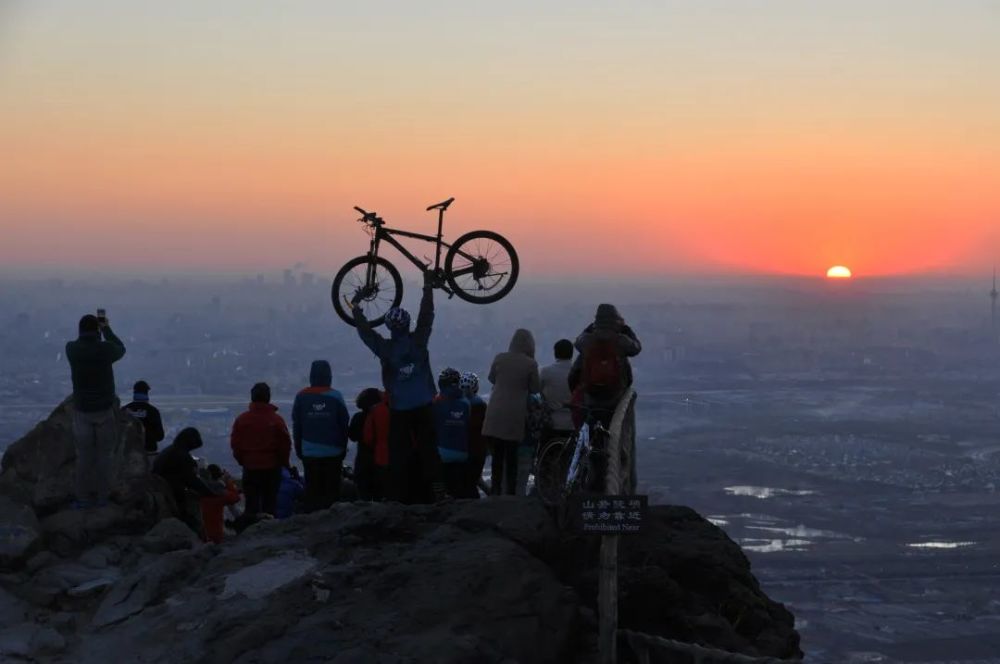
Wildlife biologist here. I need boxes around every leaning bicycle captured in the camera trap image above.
[535,408,612,525]
[331,198,519,327]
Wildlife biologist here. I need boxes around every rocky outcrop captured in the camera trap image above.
[0,498,800,663]
[0,495,40,567]
[0,403,801,663]
[0,397,152,514]
[0,399,174,562]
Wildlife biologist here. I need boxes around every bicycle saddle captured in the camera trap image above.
[426,197,455,211]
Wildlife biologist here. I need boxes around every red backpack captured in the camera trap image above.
[581,338,624,398]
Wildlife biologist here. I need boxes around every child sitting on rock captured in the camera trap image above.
[200,464,240,544]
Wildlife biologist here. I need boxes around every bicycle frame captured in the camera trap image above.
[566,423,590,489]
[361,207,479,290]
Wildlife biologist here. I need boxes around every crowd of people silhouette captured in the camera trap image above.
[65,290,641,542]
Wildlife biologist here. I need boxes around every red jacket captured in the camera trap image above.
[362,394,391,468]
[231,403,292,471]
[200,478,240,544]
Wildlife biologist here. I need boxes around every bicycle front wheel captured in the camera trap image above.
[331,255,403,327]
[444,231,519,304]
[535,437,571,507]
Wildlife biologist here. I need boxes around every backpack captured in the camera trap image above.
[581,338,624,399]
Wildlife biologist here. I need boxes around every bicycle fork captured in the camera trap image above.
[566,423,590,488]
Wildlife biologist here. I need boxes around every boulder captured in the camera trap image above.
[41,505,132,557]
[49,500,800,663]
[91,547,213,628]
[26,561,121,607]
[0,586,28,625]
[0,397,149,513]
[616,506,801,659]
[0,492,801,662]
[140,518,201,554]
[0,495,41,568]
[0,622,66,660]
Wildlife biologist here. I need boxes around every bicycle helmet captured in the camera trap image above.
[384,307,411,332]
[438,367,461,390]
[459,371,479,396]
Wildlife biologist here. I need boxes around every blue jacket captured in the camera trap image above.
[276,467,304,519]
[354,287,436,411]
[291,361,350,459]
[434,386,471,463]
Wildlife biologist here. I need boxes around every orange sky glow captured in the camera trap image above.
[1,2,998,278]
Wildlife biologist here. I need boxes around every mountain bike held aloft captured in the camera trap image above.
[331,197,520,327]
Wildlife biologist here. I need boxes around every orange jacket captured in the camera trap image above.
[362,395,391,467]
[200,478,240,544]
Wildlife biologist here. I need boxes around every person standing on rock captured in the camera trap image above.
[568,303,642,493]
[347,387,384,501]
[483,329,540,496]
[123,380,165,454]
[361,391,392,501]
[461,372,488,494]
[433,368,474,499]
[231,382,292,517]
[540,339,575,442]
[66,312,127,508]
[349,272,446,504]
[291,360,350,510]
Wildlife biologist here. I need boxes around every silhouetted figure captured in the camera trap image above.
[200,464,240,544]
[231,383,292,517]
[569,304,641,414]
[434,368,475,499]
[124,380,165,453]
[291,360,350,510]
[276,466,305,519]
[361,391,392,501]
[153,427,216,532]
[540,339,575,440]
[569,304,642,492]
[483,329,540,496]
[461,372,488,494]
[352,272,446,503]
[66,313,126,508]
[349,387,384,500]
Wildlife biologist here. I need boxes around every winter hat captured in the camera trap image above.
[78,314,100,335]
[175,427,203,451]
[251,382,271,403]
[309,360,332,387]
[594,304,623,329]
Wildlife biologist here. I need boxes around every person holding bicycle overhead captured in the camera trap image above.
[349,271,447,504]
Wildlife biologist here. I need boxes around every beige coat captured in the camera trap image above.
[482,329,540,442]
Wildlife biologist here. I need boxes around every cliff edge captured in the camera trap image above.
[0,401,801,663]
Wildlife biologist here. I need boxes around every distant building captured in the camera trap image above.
[991,267,998,344]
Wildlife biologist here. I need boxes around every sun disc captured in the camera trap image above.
[826,265,852,279]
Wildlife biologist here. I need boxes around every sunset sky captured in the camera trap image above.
[1,1,998,278]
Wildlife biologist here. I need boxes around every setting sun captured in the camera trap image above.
[826,266,853,279]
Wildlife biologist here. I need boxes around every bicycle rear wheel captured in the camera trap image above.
[331,255,403,327]
[444,231,519,304]
[535,437,572,507]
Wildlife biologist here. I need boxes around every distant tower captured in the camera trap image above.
[992,267,998,343]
